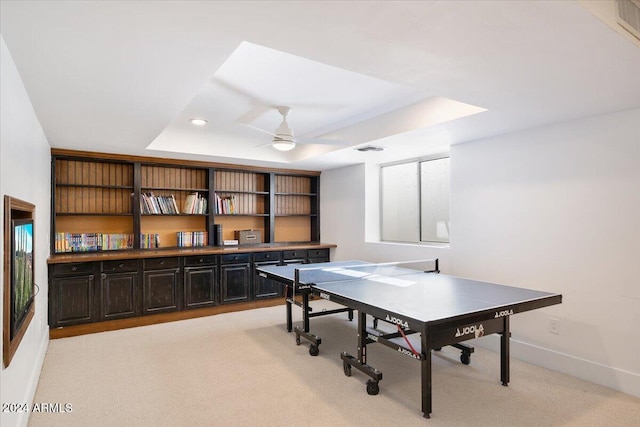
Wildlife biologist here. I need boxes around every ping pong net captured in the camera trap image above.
[293,259,439,288]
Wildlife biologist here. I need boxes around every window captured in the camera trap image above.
[381,156,450,244]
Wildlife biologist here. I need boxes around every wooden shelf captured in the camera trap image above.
[51,150,321,253]
[57,212,133,217]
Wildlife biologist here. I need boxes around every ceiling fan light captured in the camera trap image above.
[272,140,296,151]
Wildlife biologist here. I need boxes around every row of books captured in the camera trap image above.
[184,192,208,214]
[140,193,180,215]
[54,233,134,253]
[141,233,160,249]
[214,193,237,215]
[176,231,208,247]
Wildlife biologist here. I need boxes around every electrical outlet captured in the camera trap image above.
[549,317,560,335]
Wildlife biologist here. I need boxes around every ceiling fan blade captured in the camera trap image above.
[255,141,274,148]
[245,123,277,137]
[237,105,273,124]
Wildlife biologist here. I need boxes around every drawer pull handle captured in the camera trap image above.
[71,266,78,272]
[199,258,204,263]
[118,263,125,268]
[160,260,165,265]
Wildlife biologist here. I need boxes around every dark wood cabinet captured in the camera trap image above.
[220,253,251,303]
[253,252,283,299]
[307,248,330,263]
[48,245,334,333]
[184,265,218,308]
[143,269,180,314]
[143,257,180,314]
[184,255,218,309]
[100,259,139,320]
[283,250,307,265]
[49,262,99,327]
[101,272,138,320]
[51,274,97,327]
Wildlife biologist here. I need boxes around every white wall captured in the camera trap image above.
[321,108,640,398]
[1,36,51,427]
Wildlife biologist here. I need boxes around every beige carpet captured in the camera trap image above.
[30,301,640,426]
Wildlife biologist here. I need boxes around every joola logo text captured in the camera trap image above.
[366,333,379,342]
[494,309,514,318]
[455,324,485,338]
[397,347,420,359]
[319,292,331,300]
[385,315,409,328]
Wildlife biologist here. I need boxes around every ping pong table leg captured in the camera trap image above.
[501,315,510,386]
[286,285,293,332]
[421,331,432,419]
[302,290,311,333]
[340,311,382,395]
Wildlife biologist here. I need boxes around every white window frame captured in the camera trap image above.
[380,154,450,244]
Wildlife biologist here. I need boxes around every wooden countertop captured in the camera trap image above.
[47,242,337,264]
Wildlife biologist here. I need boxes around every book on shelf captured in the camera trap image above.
[176,231,208,247]
[140,193,180,215]
[54,232,134,252]
[214,193,237,214]
[183,192,207,215]
[140,233,160,249]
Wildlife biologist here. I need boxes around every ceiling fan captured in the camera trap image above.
[249,106,297,151]
[212,77,348,151]
[246,106,348,151]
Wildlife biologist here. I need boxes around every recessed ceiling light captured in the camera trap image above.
[190,118,208,126]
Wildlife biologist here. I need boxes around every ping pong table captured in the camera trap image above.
[257,259,562,419]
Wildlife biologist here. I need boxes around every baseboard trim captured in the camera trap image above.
[472,335,640,399]
[16,329,49,427]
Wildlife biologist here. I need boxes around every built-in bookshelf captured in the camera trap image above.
[50,150,320,254]
[213,170,270,242]
[53,158,135,252]
[274,174,317,242]
[139,164,210,248]
[55,159,134,215]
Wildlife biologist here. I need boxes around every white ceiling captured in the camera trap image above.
[1,1,639,171]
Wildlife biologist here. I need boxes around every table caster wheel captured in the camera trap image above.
[460,352,471,365]
[309,344,319,356]
[295,336,301,346]
[343,361,352,377]
[366,380,379,395]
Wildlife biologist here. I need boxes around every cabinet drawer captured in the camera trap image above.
[144,257,180,270]
[220,253,250,265]
[283,250,308,260]
[307,249,329,260]
[253,251,282,263]
[102,259,139,273]
[52,262,96,276]
[184,255,217,266]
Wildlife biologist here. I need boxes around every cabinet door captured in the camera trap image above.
[51,275,96,327]
[253,261,282,299]
[307,249,330,263]
[184,266,217,309]
[101,272,139,320]
[143,269,180,314]
[220,264,250,303]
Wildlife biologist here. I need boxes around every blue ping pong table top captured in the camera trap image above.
[258,260,561,324]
